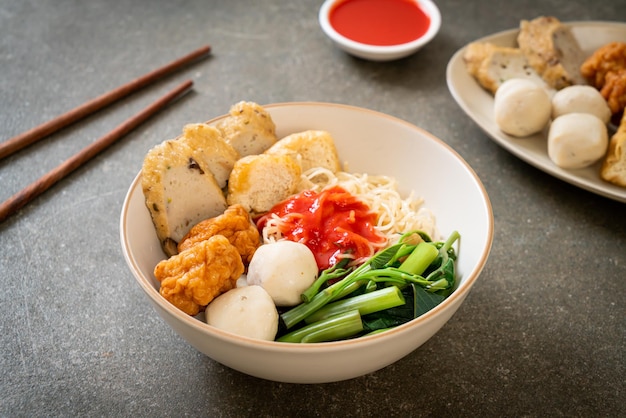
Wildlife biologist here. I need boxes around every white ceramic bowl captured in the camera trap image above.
[120,102,493,383]
[318,0,441,61]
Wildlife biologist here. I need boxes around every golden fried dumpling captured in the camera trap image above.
[178,204,261,264]
[216,101,278,157]
[155,235,244,316]
[142,138,228,256]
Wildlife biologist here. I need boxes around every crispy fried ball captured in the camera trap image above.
[600,69,626,115]
[155,235,244,316]
[177,204,261,265]
[581,42,626,114]
[581,42,626,88]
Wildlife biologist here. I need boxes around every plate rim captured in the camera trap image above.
[446,20,626,203]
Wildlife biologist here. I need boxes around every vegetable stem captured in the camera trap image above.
[398,242,439,275]
[442,230,460,253]
[304,285,405,324]
[301,258,352,303]
[277,310,363,343]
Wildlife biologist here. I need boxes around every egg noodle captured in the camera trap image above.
[261,167,439,246]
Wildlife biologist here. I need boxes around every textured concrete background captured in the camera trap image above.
[1,0,624,416]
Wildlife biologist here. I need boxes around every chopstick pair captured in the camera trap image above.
[0,45,212,224]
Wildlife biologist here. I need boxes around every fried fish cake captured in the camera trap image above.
[178,204,261,264]
[155,235,244,316]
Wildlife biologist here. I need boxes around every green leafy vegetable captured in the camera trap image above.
[423,230,460,297]
[277,230,460,342]
[361,283,445,332]
[301,257,352,303]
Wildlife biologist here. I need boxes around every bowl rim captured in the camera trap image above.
[120,101,493,352]
[318,0,442,54]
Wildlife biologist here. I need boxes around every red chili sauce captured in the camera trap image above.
[256,186,387,271]
[329,0,431,46]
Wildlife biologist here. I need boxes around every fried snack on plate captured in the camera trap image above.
[142,137,228,257]
[463,42,549,95]
[581,42,626,115]
[181,123,239,188]
[155,235,245,316]
[178,204,261,264]
[517,16,586,90]
[216,101,278,157]
[599,69,626,115]
[601,111,626,187]
[227,153,302,214]
[580,42,626,89]
[265,130,342,173]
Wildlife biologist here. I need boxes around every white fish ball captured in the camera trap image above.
[494,78,552,137]
[547,113,609,169]
[551,85,611,123]
[206,285,278,341]
[247,240,318,306]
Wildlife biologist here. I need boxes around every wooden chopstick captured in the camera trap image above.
[0,45,210,160]
[0,79,194,224]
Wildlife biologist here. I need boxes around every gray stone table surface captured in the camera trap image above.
[1,0,624,416]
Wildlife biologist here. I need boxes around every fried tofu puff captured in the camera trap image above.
[216,101,278,157]
[155,235,244,316]
[178,204,261,265]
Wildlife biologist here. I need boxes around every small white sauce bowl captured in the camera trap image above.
[318,0,442,61]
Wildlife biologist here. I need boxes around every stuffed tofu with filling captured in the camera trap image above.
[216,101,278,157]
[142,137,228,257]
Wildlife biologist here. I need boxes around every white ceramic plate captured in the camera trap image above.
[446,21,626,203]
